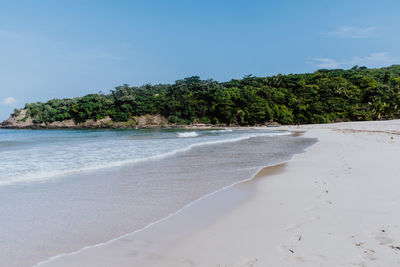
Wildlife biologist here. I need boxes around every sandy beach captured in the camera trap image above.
[38,120,400,267]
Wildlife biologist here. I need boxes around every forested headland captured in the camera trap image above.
[3,65,400,128]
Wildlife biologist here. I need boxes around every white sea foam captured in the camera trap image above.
[207,128,233,133]
[177,131,199,138]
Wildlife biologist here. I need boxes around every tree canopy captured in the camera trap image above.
[20,65,400,126]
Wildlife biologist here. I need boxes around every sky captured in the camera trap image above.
[0,0,399,120]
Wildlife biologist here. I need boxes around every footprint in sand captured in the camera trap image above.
[375,233,393,245]
[239,258,258,267]
[286,222,304,231]
[353,242,377,262]
[363,249,376,261]
[389,245,400,251]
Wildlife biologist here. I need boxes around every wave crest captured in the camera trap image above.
[177,132,199,138]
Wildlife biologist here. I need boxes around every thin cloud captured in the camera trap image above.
[312,58,340,69]
[324,26,380,38]
[311,52,397,69]
[348,52,394,66]
[1,97,17,106]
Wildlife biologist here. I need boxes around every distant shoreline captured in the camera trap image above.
[0,110,282,130]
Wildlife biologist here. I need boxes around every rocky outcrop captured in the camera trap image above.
[0,110,170,129]
[1,109,35,128]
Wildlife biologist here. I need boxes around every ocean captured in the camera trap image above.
[0,128,316,266]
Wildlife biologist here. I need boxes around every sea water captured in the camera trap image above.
[0,128,316,266]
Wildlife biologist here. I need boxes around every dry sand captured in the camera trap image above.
[38,120,400,267]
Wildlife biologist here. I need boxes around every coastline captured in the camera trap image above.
[33,163,291,267]
[40,120,400,266]
[0,110,241,130]
[2,128,308,267]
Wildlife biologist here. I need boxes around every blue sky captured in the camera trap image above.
[0,0,399,120]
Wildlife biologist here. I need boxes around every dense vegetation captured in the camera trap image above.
[17,65,400,125]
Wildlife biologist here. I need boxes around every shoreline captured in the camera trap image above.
[32,132,311,267]
[3,128,311,267]
[39,120,400,266]
[0,123,270,130]
[33,162,292,267]
[1,109,281,130]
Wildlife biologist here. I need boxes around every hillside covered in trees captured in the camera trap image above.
[5,65,400,127]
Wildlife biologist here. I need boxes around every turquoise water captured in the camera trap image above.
[0,128,316,266]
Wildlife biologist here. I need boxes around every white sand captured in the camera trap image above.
[38,120,400,267]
